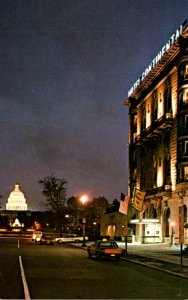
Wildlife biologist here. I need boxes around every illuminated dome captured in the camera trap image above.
[6,184,28,211]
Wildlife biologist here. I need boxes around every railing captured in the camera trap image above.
[135,113,173,144]
[143,185,172,196]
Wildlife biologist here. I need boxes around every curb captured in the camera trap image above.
[121,256,188,280]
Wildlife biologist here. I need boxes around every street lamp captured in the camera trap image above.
[93,221,97,237]
[80,194,88,247]
[80,194,88,205]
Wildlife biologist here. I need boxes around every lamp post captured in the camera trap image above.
[80,194,88,247]
[93,221,97,238]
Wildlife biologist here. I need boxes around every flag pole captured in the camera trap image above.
[119,193,130,256]
[125,235,128,256]
[125,215,128,256]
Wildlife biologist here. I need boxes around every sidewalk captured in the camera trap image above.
[117,242,188,267]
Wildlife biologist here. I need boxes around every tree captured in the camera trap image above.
[38,175,67,236]
[67,196,82,211]
[91,196,109,217]
[105,198,120,213]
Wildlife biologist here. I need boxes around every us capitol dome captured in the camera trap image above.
[6,184,28,211]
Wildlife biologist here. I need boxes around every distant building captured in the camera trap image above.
[91,197,109,220]
[100,212,127,240]
[6,184,28,211]
[125,20,188,244]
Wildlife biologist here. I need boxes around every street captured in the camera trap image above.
[1,237,188,299]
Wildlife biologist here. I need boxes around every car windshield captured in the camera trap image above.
[100,242,118,248]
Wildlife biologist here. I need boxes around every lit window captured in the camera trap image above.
[180,64,188,79]
[159,92,162,102]
[184,166,188,180]
[133,168,137,180]
[134,115,137,126]
[141,103,146,131]
[183,89,188,103]
[186,65,188,78]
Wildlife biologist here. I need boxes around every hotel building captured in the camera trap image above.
[125,20,188,244]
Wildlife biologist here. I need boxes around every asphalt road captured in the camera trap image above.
[1,237,188,299]
[0,238,25,298]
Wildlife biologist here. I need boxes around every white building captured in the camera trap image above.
[6,184,28,211]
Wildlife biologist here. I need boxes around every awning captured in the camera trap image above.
[130,219,160,225]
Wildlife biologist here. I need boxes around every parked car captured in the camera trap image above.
[36,234,55,245]
[87,239,124,259]
[55,234,88,244]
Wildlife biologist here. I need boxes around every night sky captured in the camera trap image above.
[0,0,187,210]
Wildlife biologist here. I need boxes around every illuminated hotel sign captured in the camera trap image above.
[128,19,188,97]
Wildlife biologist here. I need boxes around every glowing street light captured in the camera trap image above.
[80,194,88,247]
[93,221,97,237]
[80,194,88,205]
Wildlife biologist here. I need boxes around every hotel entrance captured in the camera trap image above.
[130,219,161,244]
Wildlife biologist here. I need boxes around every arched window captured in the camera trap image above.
[141,102,146,132]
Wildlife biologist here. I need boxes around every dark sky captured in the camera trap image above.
[0,0,187,210]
